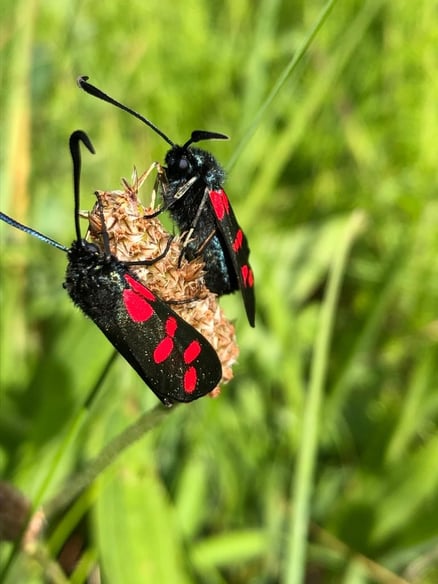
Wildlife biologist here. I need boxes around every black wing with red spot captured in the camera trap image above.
[109,272,221,404]
[65,243,222,406]
[103,272,222,405]
[208,189,255,327]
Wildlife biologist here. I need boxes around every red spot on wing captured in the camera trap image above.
[165,316,178,337]
[183,366,198,393]
[209,189,230,220]
[153,316,180,364]
[124,274,156,301]
[232,229,243,252]
[123,274,157,322]
[123,289,154,322]
[241,265,255,288]
[154,336,175,363]
[184,340,201,364]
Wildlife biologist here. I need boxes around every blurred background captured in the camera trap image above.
[1,0,437,582]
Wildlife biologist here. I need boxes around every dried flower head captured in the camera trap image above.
[85,165,239,394]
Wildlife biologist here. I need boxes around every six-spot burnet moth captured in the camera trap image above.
[88,166,239,388]
[0,130,224,406]
[78,76,256,327]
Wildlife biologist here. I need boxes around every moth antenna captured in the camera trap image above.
[78,76,175,147]
[0,212,67,252]
[0,132,94,252]
[182,130,229,150]
[69,130,95,241]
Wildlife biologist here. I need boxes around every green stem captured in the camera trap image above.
[43,404,171,521]
[227,0,339,172]
[284,210,366,583]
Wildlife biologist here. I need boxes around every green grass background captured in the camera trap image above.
[1,0,437,582]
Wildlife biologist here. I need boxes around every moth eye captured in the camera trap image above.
[84,241,100,254]
[179,158,189,171]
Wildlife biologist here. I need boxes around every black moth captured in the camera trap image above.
[0,131,222,406]
[78,76,255,327]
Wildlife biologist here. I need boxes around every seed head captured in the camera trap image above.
[86,166,239,393]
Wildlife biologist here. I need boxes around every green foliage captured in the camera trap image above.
[1,0,437,582]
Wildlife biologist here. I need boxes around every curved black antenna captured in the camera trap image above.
[78,76,175,147]
[0,212,68,252]
[182,130,229,150]
[78,77,229,152]
[69,130,95,241]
